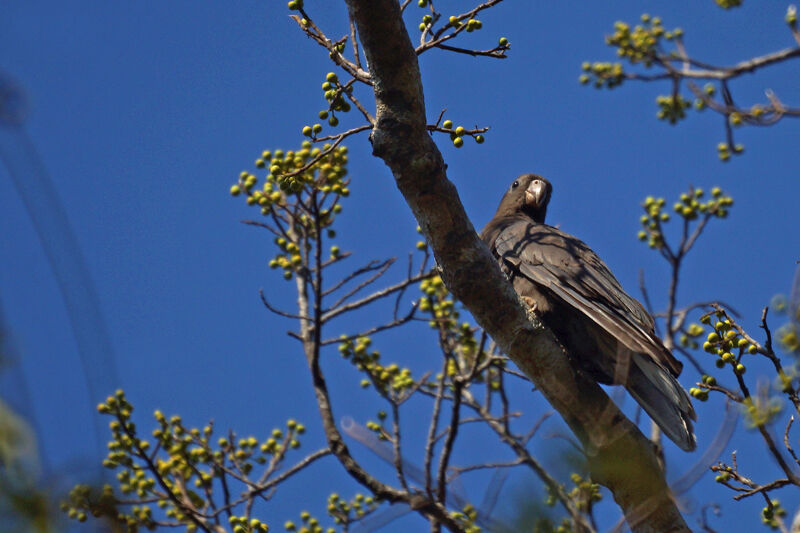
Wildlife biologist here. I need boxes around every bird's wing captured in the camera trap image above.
[495,219,680,374]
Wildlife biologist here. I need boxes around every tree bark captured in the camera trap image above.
[344,0,690,531]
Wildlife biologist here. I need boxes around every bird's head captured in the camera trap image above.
[494,174,552,223]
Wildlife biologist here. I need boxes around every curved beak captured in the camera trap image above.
[524,180,548,209]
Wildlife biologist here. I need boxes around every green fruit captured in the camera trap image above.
[442,119,453,129]
[453,137,464,148]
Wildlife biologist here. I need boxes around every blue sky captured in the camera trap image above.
[2,1,799,531]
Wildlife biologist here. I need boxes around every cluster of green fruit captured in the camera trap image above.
[672,186,733,220]
[316,72,351,128]
[284,508,334,533]
[439,119,485,148]
[778,323,799,354]
[448,504,481,533]
[605,15,682,66]
[65,390,309,532]
[230,516,270,533]
[419,274,501,389]
[231,143,349,280]
[655,94,690,124]
[741,393,784,430]
[364,410,389,441]
[716,141,745,162]
[637,196,669,249]
[231,143,348,200]
[761,499,788,529]
[768,295,800,355]
[580,15,682,88]
[700,312,755,374]
[567,473,603,512]
[544,484,587,533]
[419,275,459,330]
[579,61,624,88]
[678,322,704,350]
[338,335,416,394]
[788,5,798,26]
[637,187,734,249]
[688,375,715,402]
[326,492,380,529]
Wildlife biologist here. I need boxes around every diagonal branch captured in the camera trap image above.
[344,1,689,531]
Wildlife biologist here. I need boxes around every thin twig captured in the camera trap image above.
[322,270,432,322]
[323,258,393,297]
[290,14,371,83]
[436,370,463,505]
[327,258,396,310]
[260,289,312,320]
[424,356,449,497]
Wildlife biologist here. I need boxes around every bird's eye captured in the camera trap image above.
[533,180,540,185]
[511,180,519,189]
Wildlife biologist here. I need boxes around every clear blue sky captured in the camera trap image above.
[2,1,799,531]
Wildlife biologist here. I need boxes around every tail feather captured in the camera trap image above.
[626,353,697,451]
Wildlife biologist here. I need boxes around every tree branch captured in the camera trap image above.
[344,1,689,530]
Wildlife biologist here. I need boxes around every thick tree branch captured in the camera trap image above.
[344,0,689,531]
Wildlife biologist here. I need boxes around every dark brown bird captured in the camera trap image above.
[481,174,696,451]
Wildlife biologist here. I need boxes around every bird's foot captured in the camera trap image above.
[522,296,538,312]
